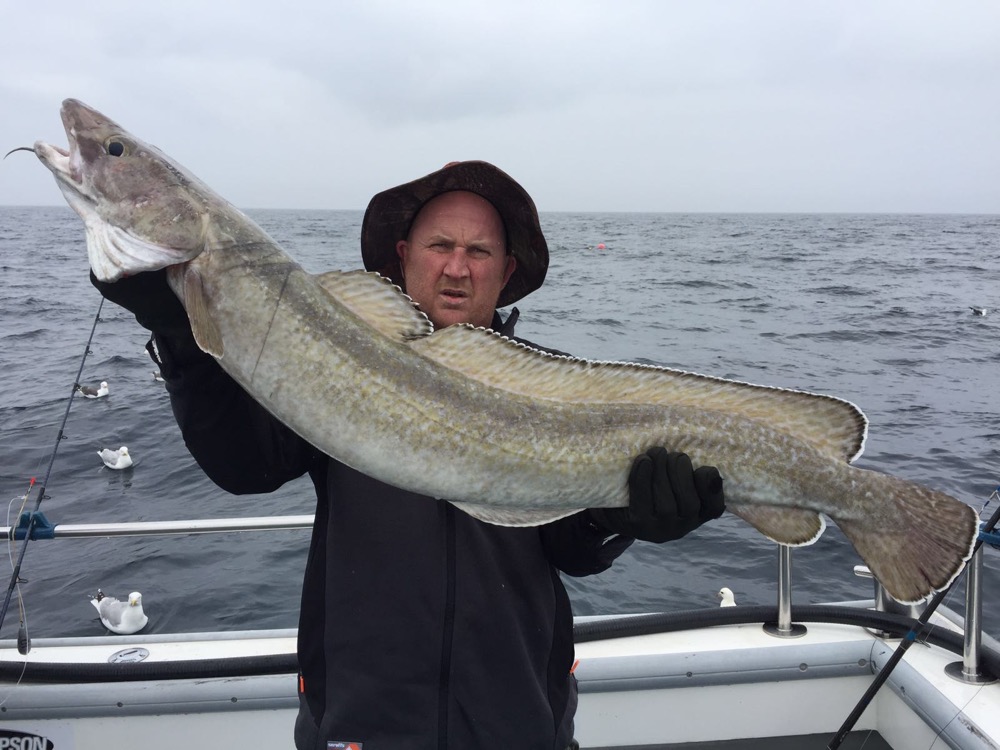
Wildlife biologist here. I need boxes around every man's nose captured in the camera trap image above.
[443,248,471,277]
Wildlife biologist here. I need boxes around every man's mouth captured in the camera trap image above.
[440,289,469,300]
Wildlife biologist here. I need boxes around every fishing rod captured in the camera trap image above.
[0,298,105,649]
[827,493,1000,749]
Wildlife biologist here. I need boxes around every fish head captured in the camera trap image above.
[33,99,212,281]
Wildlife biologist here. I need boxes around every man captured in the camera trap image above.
[94,161,725,749]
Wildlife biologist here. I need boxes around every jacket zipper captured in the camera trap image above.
[437,502,457,749]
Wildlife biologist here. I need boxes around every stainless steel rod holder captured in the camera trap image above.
[853,564,923,638]
[946,545,997,684]
[764,545,806,638]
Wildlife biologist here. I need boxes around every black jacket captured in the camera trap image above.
[154,310,631,750]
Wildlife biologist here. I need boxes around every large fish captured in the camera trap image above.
[30,99,977,603]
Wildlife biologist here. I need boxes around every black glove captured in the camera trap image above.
[589,448,725,543]
[90,269,189,335]
[90,268,209,377]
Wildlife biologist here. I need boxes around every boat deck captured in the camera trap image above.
[590,734,892,749]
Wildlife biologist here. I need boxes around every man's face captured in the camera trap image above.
[396,191,516,329]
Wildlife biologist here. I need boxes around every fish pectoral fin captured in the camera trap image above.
[450,501,583,527]
[315,270,433,342]
[730,504,825,546]
[183,268,224,357]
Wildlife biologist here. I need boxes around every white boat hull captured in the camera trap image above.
[2,606,997,749]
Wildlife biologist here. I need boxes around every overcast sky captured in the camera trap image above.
[1,1,998,213]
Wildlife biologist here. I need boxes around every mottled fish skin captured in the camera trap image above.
[33,99,978,604]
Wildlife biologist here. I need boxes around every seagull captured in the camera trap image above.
[970,306,988,316]
[98,446,133,470]
[717,587,737,607]
[77,381,109,398]
[152,370,164,382]
[91,590,148,634]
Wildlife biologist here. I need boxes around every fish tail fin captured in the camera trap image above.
[838,478,978,604]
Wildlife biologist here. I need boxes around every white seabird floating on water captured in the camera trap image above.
[90,590,148,634]
[97,446,132,470]
[717,587,737,607]
[970,306,988,316]
[77,380,109,398]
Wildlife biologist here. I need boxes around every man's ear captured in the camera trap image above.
[396,240,409,279]
[502,255,517,286]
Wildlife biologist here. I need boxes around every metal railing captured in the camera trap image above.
[3,511,314,540]
[767,532,999,686]
[6,503,998,687]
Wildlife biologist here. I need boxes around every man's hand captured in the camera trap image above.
[90,269,189,334]
[589,448,725,543]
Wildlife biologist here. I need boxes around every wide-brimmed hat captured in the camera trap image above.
[361,161,549,308]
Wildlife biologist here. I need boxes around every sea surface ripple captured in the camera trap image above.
[0,207,997,639]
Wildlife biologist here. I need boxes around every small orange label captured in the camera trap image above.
[570,659,580,674]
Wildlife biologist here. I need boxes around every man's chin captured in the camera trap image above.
[430,303,493,329]
[432,299,468,324]
[433,315,467,329]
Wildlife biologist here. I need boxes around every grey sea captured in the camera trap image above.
[0,207,997,642]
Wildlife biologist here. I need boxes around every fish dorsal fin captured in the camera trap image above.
[409,325,868,462]
[315,270,433,342]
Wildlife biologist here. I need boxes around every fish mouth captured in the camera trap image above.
[34,137,94,217]
[33,141,74,179]
[32,100,98,210]
[35,100,80,178]
[35,98,111,183]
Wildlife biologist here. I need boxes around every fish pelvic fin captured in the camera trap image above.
[837,476,978,604]
[409,325,868,463]
[730,504,825,546]
[315,270,433,342]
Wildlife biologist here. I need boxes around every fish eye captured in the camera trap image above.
[106,139,126,157]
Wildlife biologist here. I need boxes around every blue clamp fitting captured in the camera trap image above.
[12,511,56,541]
[978,529,1000,550]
